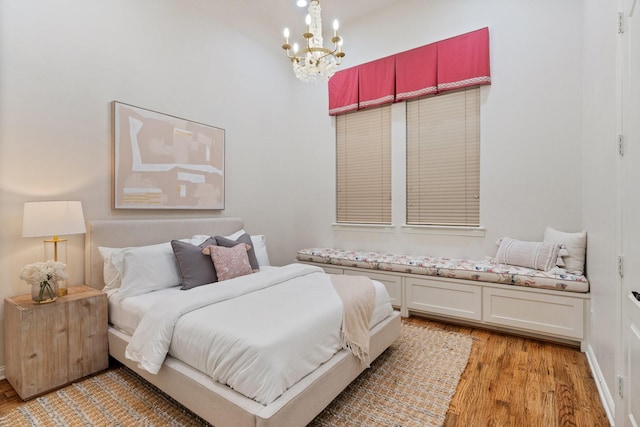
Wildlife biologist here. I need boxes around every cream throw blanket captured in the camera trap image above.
[329,274,376,366]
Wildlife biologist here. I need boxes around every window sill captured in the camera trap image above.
[331,223,395,233]
[331,223,486,237]
[401,224,486,237]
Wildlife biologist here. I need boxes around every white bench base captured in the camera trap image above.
[302,261,590,351]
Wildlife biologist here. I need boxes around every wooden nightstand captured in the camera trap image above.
[3,285,108,400]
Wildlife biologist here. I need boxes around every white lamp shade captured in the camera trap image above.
[22,201,86,238]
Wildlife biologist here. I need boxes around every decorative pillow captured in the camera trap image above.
[215,233,260,270]
[543,227,587,275]
[171,237,218,290]
[204,243,253,281]
[495,238,560,272]
[111,242,182,300]
[193,230,270,267]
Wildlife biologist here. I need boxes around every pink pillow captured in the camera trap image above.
[204,244,253,281]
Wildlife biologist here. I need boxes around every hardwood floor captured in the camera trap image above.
[0,316,610,426]
[404,317,610,427]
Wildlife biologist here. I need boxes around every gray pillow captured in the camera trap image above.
[171,237,218,290]
[215,233,259,271]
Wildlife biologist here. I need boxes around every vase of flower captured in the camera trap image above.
[31,280,58,303]
[20,260,68,304]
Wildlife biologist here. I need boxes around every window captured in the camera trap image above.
[406,87,480,226]
[336,105,392,224]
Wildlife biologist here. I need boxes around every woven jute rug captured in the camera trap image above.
[2,323,473,427]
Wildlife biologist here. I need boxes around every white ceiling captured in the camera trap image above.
[189,0,402,55]
[234,0,401,46]
[249,0,401,29]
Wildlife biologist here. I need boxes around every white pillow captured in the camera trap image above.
[192,229,271,267]
[495,237,560,272]
[98,246,125,291]
[543,227,587,275]
[111,242,182,300]
[224,229,246,241]
[250,234,271,267]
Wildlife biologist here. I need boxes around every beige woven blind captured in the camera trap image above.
[406,87,480,226]
[336,105,392,224]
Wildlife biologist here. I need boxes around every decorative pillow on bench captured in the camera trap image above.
[494,238,560,272]
[543,227,587,275]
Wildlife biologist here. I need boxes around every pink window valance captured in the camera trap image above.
[328,27,491,116]
[395,42,438,102]
[329,66,359,115]
[437,27,491,91]
[358,55,396,109]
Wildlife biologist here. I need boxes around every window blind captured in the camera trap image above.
[406,87,480,226]
[336,105,392,224]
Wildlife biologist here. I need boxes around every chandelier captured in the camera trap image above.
[281,0,345,83]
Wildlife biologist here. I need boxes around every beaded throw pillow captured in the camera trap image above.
[203,243,253,281]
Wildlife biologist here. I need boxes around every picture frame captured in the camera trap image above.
[113,102,225,209]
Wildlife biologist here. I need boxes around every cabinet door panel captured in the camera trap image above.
[483,288,583,339]
[20,304,69,397]
[405,277,481,321]
[68,295,109,379]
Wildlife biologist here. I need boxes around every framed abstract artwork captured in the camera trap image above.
[113,102,225,209]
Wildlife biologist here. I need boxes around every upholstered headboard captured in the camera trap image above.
[85,217,244,290]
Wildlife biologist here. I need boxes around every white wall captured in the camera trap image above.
[308,0,585,259]
[0,0,328,372]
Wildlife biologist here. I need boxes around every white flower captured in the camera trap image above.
[19,261,68,286]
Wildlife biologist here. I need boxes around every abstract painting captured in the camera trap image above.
[113,102,225,209]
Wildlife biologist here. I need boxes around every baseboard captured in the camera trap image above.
[586,344,616,426]
[0,365,5,381]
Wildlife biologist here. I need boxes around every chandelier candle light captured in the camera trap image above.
[282,0,345,82]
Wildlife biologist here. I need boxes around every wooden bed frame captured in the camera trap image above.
[85,218,402,427]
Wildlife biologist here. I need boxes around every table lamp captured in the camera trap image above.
[22,201,86,296]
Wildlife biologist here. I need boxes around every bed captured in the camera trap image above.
[85,217,401,427]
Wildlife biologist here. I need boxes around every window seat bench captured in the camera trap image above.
[297,248,590,350]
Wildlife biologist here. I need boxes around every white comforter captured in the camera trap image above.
[124,263,392,405]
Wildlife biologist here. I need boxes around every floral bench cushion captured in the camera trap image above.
[296,248,589,293]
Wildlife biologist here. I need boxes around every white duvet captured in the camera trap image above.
[122,264,393,405]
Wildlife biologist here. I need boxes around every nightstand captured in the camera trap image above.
[4,285,108,400]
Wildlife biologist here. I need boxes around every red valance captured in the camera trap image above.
[358,56,396,109]
[328,27,491,115]
[437,27,491,91]
[329,67,359,116]
[395,43,438,102]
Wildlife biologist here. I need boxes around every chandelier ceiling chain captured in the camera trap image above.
[281,0,345,83]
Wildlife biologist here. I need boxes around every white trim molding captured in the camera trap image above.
[585,344,616,426]
[401,224,486,237]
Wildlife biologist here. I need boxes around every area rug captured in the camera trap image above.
[1,323,473,427]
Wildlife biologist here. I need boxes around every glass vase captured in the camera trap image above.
[32,281,58,304]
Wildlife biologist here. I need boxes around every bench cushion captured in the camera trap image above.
[296,248,589,293]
